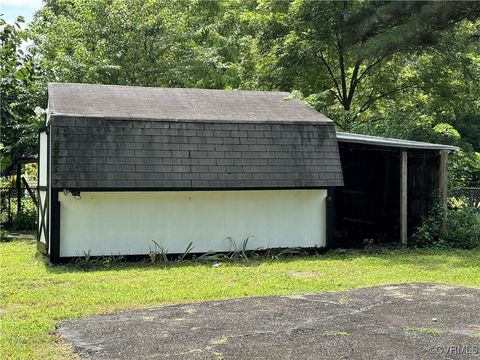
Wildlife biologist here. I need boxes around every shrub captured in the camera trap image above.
[410,211,443,248]
[411,206,480,249]
[13,198,37,230]
[444,207,480,249]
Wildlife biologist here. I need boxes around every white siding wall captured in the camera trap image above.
[59,189,327,257]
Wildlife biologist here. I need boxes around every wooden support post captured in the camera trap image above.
[439,150,448,236]
[400,151,408,247]
[16,162,22,215]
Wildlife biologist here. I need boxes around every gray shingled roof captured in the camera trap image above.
[48,83,332,123]
[48,83,343,189]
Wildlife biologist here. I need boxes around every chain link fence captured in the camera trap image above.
[0,188,16,225]
[1,187,38,229]
[450,187,480,211]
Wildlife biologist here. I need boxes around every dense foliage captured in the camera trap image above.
[0,17,46,172]
[1,0,480,186]
[411,206,480,249]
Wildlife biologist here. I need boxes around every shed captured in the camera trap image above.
[38,83,344,263]
[335,132,457,247]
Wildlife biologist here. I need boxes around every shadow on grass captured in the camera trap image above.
[37,244,480,275]
[1,231,36,242]
[323,247,480,271]
[41,252,308,274]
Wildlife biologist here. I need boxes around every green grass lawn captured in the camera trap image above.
[1,238,479,359]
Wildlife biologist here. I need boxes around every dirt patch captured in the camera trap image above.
[288,271,321,279]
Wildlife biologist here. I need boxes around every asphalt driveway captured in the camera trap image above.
[59,283,480,359]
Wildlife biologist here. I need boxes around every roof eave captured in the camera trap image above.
[336,132,459,151]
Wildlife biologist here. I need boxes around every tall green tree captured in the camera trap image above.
[251,0,480,129]
[12,0,480,187]
[1,16,45,171]
[30,0,256,89]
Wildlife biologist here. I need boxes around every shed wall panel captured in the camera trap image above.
[38,191,47,244]
[38,131,49,246]
[58,189,327,256]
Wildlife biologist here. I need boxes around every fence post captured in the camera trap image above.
[16,162,22,215]
[8,188,12,224]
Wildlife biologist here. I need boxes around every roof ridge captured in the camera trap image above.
[47,82,291,96]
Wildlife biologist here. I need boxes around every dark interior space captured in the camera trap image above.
[335,143,440,248]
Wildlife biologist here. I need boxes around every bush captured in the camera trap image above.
[444,207,480,249]
[411,206,480,249]
[13,198,37,231]
[410,211,443,248]
[449,150,480,189]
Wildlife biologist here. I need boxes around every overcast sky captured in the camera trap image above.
[2,0,43,25]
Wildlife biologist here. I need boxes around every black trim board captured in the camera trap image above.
[38,126,49,134]
[50,189,61,264]
[47,127,50,254]
[59,186,335,192]
[36,131,40,245]
[326,187,335,249]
